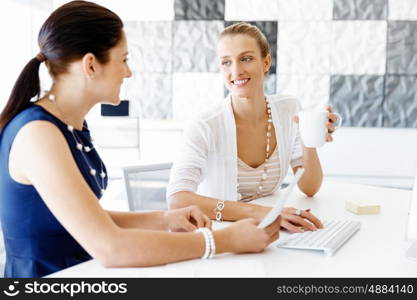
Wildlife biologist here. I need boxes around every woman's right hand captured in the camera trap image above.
[222,217,281,253]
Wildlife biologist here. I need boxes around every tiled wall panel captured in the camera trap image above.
[173,73,224,121]
[383,76,417,127]
[388,0,417,20]
[330,75,384,127]
[225,0,279,21]
[116,0,417,128]
[277,22,331,74]
[333,0,387,20]
[175,0,224,20]
[173,21,224,72]
[331,21,387,75]
[277,75,330,110]
[124,73,173,120]
[387,21,417,75]
[276,0,333,20]
[125,21,172,73]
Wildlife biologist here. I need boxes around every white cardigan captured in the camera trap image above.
[167,94,303,201]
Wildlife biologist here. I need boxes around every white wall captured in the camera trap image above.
[318,127,417,189]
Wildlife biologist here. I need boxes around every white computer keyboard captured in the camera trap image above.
[276,220,361,256]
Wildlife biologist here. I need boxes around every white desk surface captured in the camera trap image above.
[49,180,417,278]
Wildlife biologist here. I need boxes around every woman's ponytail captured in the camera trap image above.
[0,56,43,131]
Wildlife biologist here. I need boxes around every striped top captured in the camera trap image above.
[237,146,281,202]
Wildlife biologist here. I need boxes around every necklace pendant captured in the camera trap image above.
[84,146,91,152]
[90,168,96,176]
[76,143,83,151]
[262,172,267,180]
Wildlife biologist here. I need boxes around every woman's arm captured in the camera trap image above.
[11,121,278,267]
[293,147,323,197]
[107,206,212,232]
[168,191,268,222]
[106,210,167,230]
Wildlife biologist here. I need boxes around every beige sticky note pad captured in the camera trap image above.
[346,199,380,215]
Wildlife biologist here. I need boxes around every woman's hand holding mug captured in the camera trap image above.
[293,105,342,148]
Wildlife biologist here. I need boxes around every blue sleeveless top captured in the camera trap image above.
[0,105,108,277]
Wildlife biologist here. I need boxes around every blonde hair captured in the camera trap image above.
[219,22,270,58]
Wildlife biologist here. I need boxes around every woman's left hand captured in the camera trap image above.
[280,207,324,233]
[164,205,212,232]
[325,105,340,143]
[293,105,340,143]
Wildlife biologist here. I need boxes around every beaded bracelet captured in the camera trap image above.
[215,200,225,222]
[196,228,210,259]
[206,229,216,259]
[196,228,216,259]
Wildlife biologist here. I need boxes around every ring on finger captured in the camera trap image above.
[295,208,302,216]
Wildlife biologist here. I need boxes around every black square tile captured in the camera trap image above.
[387,21,417,75]
[383,75,417,128]
[329,75,384,127]
[224,21,277,73]
[333,0,387,20]
[175,0,225,20]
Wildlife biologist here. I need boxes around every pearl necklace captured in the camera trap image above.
[48,94,106,195]
[254,97,273,197]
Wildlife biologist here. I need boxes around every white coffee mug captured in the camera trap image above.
[298,111,343,148]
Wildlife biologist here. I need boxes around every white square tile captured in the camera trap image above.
[53,0,175,21]
[388,0,417,20]
[173,73,224,122]
[125,21,172,73]
[277,0,333,20]
[173,21,224,72]
[278,22,332,74]
[331,21,387,75]
[225,0,278,21]
[276,75,330,110]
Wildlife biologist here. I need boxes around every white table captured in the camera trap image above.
[49,181,417,277]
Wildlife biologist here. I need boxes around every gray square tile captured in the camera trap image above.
[124,73,173,120]
[173,21,224,72]
[387,21,417,74]
[329,75,384,127]
[125,21,172,73]
[383,75,417,128]
[225,21,277,73]
[175,0,225,20]
[333,0,387,20]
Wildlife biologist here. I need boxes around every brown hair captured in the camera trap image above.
[0,0,123,131]
[219,22,271,58]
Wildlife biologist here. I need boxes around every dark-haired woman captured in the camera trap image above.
[0,1,281,278]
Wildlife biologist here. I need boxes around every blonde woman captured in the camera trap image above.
[168,23,340,233]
